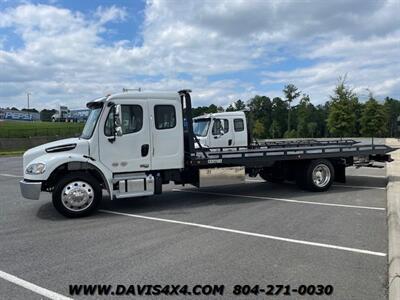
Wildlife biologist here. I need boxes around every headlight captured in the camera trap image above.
[25,163,46,175]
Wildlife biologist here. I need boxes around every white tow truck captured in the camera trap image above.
[20,90,395,218]
[193,111,248,149]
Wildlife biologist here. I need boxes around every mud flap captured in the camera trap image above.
[334,164,346,183]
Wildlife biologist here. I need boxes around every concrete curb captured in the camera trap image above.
[386,138,400,300]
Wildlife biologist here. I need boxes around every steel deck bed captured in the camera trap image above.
[189,142,395,167]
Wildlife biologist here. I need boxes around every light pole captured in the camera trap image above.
[27,92,31,110]
[26,92,32,121]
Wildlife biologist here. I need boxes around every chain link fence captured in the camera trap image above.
[0,125,84,138]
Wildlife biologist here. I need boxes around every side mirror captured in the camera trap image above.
[220,129,225,135]
[114,105,123,137]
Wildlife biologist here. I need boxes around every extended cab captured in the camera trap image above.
[193,112,248,148]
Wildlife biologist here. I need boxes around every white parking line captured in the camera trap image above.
[333,184,386,190]
[172,189,385,211]
[100,209,386,257]
[0,173,21,178]
[245,179,265,182]
[245,179,386,190]
[0,270,72,300]
[348,174,387,179]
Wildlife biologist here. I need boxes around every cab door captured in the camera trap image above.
[210,118,233,148]
[232,117,247,146]
[99,101,151,173]
[148,99,184,170]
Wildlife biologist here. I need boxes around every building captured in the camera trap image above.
[0,109,40,121]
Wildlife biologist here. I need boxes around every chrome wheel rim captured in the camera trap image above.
[312,164,331,187]
[61,181,94,212]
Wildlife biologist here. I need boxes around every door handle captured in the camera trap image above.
[228,139,232,146]
[141,144,149,157]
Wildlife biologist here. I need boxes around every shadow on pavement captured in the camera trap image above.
[35,175,387,220]
[36,202,70,221]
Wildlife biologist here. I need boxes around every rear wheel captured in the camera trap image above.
[52,172,102,218]
[298,159,334,192]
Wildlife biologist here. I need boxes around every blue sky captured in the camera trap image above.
[0,0,399,109]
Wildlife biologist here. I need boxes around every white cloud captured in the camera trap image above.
[262,31,400,102]
[95,5,126,25]
[0,0,398,110]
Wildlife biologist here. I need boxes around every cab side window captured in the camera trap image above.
[212,118,229,135]
[223,119,229,133]
[121,105,143,134]
[212,119,223,135]
[154,105,176,129]
[234,118,244,132]
[104,107,115,136]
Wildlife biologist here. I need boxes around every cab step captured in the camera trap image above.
[113,173,154,199]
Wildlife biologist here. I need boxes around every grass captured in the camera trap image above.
[0,120,84,138]
[0,150,25,156]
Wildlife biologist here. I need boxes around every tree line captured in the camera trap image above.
[192,79,400,138]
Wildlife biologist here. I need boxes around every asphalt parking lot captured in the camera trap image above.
[0,156,389,299]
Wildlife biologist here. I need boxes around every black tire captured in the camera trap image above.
[259,170,285,183]
[52,172,102,218]
[299,159,335,192]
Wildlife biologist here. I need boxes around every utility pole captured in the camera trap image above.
[27,92,32,121]
[27,92,31,110]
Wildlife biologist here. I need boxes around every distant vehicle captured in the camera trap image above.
[193,111,247,148]
[51,106,89,122]
[20,90,395,218]
[51,106,69,122]
[66,109,90,123]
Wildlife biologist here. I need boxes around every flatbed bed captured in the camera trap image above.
[189,141,394,167]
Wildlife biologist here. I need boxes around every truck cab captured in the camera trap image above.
[20,91,184,217]
[193,111,248,148]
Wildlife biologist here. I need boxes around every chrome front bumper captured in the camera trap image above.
[20,180,42,200]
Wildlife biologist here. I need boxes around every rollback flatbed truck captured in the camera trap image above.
[20,90,396,218]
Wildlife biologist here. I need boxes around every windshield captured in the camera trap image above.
[81,107,102,139]
[193,118,210,137]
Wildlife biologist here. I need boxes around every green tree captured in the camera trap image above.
[22,108,39,113]
[384,97,400,137]
[247,95,272,138]
[284,129,297,138]
[270,120,281,138]
[208,104,218,113]
[252,120,265,138]
[283,84,300,132]
[192,104,220,117]
[315,103,330,137]
[360,94,388,137]
[296,94,315,137]
[226,104,235,111]
[327,78,358,137]
[307,122,318,138]
[226,99,246,111]
[271,97,288,137]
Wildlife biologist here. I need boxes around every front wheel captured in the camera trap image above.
[52,172,102,218]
